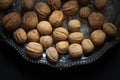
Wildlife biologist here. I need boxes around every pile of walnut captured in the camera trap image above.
[1,0,117,62]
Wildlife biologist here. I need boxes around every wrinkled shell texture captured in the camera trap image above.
[49,10,64,27]
[80,7,90,19]
[2,12,21,31]
[37,21,52,35]
[47,0,61,10]
[22,11,38,30]
[25,42,43,58]
[94,0,107,9]
[62,0,79,16]
[88,12,104,29]
[46,47,59,62]
[21,0,34,11]
[35,2,51,19]
[0,0,13,10]
[53,27,69,41]
[13,28,27,44]
[91,30,106,46]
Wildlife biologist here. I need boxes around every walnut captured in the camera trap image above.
[46,47,59,62]
[13,28,27,44]
[69,32,84,44]
[40,35,53,49]
[37,21,52,35]
[81,39,94,53]
[49,10,64,27]
[62,0,79,16]
[94,0,107,9]
[35,2,51,19]
[91,30,106,46]
[27,29,40,42]
[2,12,21,31]
[56,41,69,54]
[79,7,90,19]
[25,42,43,58]
[21,0,34,11]
[103,22,117,37]
[69,43,83,58]
[0,0,13,10]
[79,0,89,6]
[68,19,81,32]
[88,12,104,29]
[53,27,69,41]
[22,11,38,30]
[47,0,61,10]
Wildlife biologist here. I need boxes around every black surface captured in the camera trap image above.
[0,40,120,80]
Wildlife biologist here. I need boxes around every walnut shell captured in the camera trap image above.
[49,10,64,27]
[79,7,90,19]
[69,43,83,58]
[25,42,43,58]
[56,41,69,54]
[13,28,27,44]
[62,0,79,16]
[2,12,21,31]
[0,0,13,10]
[69,32,84,44]
[103,22,117,36]
[88,12,104,29]
[40,35,53,49]
[37,21,52,35]
[47,0,61,10]
[21,0,34,11]
[27,29,40,42]
[53,27,69,41]
[35,2,51,19]
[22,11,38,30]
[46,47,59,62]
[91,30,106,46]
[68,19,81,32]
[94,0,107,9]
[81,39,94,53]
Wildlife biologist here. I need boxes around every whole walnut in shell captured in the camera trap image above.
[35,2,51,19]
[53,27,69,41]
[69,43,83,58]
[27,29,40,42]
[21,0,34,11]
[91,30,106,46]
[68,19,81,32]
[81,39,94,53]
[46,47,59,62]
[13,28,27,44]
[2,12,21,31]
[88,12,104,29]
[69,32,84,44]
[79,7,90,19]
[0,0,13,10]
[25,42,43,58]
[79,0,89,5]
[94,0,107,9]
[37,21,52,35]
[47,0,61,10]
[56,41,69,54]
[40,35,53,49]
[22,11,38,30]
[103,22,117,37]
[49,10,64,27]
[62,0,79,16]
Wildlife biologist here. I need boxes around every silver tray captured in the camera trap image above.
[0,0,120,68]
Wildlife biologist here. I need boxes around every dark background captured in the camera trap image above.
[0,40,120,80]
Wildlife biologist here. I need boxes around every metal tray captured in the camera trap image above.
[0,0,120,68]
